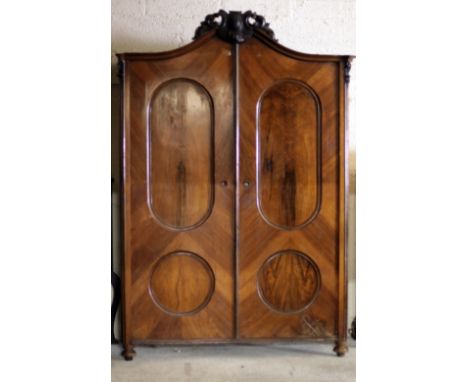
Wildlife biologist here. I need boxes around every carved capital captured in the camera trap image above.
[344,58,352,85]
[194,10,276,43]
[117,58,124,81]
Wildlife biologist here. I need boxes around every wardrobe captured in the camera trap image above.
[117,10,352,360]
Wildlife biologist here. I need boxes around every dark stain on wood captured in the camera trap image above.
[264,156,273,172]
[176,160,187,227]
[149,79,214,229]
[282,167,296,226]
[258,80,319,229]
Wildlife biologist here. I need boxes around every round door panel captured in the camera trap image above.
[149,251,215,316]
[257,250,321,314]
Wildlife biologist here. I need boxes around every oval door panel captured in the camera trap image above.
[148,79,214,230]
[257,80,321,229]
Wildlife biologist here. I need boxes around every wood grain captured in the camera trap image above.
[149,251,215,315]
[237,36,342,340]
[258,79,320,229]
[118,28,350,358]
[257,250,321,313]
[149,79,214,230]
[119,32,235,348]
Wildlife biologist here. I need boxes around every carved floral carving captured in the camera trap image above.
[193,10,276,43]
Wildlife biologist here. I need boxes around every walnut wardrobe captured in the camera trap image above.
[117,10,352,360]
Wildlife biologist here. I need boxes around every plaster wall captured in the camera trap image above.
[111,0,356,339]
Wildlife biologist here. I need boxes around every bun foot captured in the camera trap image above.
[333,340,348,357]
[122,345,136,361]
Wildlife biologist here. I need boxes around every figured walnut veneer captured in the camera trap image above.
[257,251,321,314]
[258,80,321,229]
[149,251,215,316]
[118,11,351,360]
[149,79,214,230]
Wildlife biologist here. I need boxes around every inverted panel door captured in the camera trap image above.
[122,35,235,341]
[237,36,344,339]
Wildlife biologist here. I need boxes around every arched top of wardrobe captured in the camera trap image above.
[117,10,353,64]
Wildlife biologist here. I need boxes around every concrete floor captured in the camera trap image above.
[111,340,356,382]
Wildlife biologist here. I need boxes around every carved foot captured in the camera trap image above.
[333,340,348,357]
[122,345,136,361]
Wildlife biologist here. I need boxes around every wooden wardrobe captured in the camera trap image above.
[117,10,352,360]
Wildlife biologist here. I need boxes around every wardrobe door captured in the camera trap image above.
[121,35,235,342]
[237,36,346,340]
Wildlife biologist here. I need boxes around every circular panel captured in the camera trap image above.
[257,250,321,314]
[149,252,215,316]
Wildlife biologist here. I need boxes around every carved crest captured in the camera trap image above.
[194,10,276,43]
